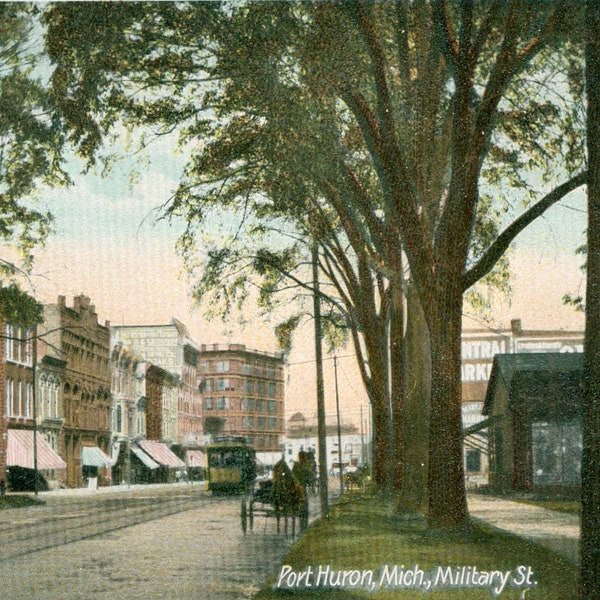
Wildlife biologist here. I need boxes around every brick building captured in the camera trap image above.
[145,363,178,444]
[111,319,202,450]
[199,344,285,456]
[1,316,66,490]
[40,295,111,488]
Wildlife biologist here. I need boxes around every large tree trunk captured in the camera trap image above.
[397,283,430,514]
[581,2,600,596]
[389,276,405,493]
[426,286,468,528]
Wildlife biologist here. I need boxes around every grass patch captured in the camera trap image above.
[254,493,577,599]
[0,495,45,509]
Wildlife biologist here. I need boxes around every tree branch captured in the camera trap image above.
[462,171,587,291]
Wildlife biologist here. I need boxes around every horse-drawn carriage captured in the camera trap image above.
[241,458,309,535]
[205,438,310,534]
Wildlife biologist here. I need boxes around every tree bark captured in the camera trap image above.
[390,276,405,493]
[581,2,600,596]
[397,283,430,514]
[426,283,468,528]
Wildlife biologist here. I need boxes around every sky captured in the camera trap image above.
[6,118,587,431]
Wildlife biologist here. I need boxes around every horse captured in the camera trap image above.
[271,459,307,534]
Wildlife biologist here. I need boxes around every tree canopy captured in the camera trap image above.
[0,4,69,273]
[43,0,587,527]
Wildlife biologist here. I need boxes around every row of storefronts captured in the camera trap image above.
[0,294,206,491]
[1,294,285,492]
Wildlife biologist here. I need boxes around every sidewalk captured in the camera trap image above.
[21,480,208,500]
[467,493,580,564]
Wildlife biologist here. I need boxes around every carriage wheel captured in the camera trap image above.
[241,498,248,533]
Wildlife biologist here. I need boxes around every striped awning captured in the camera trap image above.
[138,440,185,468]
[82,446,112,468]
[6,430,67,470]
[131,445,160,470]
[186,450,207,468]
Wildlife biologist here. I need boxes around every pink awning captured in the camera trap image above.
[6,430,67,470]
[138,441,185,468]
[186,450,206,468]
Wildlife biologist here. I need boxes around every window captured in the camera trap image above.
[268,364,276,378]
[268,382,276,397]
[268,399,276,413]
[205,397,213,410]
[216,396,229,410]
[215,361,229,373]
[268,417,276,430]
[16,381,23,417]
[465,449,481,473]
[24,329,33,365]
[5,378,13,416]
[203,379,212,392]
[4,324,14,360]
[25,383,33,418]
[51,379,59,418]
[257,380,266,395]
[246,379,255,394]
[216,378,230,391]
[258,417,266,429]
[243,416,253,429]
[256,399,264,412]
[115,405,122,433]
[244,397,254,411]
[4,325,32,365]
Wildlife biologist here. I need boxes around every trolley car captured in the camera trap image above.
[205,436,256,495]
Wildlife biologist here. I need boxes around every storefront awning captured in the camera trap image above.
[186,450,207,468]
[6,430,66,470]
[138,440,186,468]
[131,445,160,470]
[82,446,112,468]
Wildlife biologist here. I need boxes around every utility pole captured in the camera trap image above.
[312,245,329,518]
[334,355,343,495]
[32,324,38,496]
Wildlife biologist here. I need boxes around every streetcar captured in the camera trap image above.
[205,436,257,495]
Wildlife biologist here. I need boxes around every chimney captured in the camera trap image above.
[511,319,522,335]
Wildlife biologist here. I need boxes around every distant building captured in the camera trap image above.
[111,319,202,450]
[39,295,111,488]
[145,363,178,445]
[483,352,583,497]
[461,319,583,487]
[282,412,366,474]
[198,344,285,460]
[109,343,148,485]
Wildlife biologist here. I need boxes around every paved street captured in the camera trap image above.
[0,483,323,600]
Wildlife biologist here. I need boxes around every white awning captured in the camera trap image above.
[81,446,112,468]
[131,445,160,470]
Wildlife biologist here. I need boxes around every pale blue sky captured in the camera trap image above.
[15,128,586,421]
